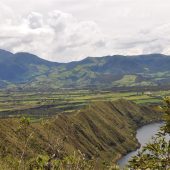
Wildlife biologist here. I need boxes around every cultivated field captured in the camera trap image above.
[0,89,169,118]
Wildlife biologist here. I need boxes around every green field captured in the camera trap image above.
[0,89,169,118]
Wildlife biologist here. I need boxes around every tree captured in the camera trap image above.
[163,97,170,133]
[128,97,170,170]
[17,116,33,170]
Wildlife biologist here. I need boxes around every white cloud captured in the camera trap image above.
[0,8,108,62]
[0,0,170,62]
[27,12,44,29]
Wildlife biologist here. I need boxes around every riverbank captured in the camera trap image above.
[114,119,163,162]
[117,122,163,168]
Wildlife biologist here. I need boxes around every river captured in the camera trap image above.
[117,122,164,168]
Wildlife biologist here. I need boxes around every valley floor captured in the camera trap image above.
[0,89,169,118]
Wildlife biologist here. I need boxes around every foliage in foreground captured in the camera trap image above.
[29,151,120,170]
[128,132,170,169]
[128,97,170,170]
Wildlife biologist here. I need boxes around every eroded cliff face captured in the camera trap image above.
[0,99,162,163]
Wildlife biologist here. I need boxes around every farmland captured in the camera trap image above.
[0,89,169,118]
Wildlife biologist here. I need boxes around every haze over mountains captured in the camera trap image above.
[0,49,170,90]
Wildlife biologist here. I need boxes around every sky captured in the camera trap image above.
[0,0,170,62]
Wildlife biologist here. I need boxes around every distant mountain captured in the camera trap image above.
[0,49,170,89]
[0,49,59,83]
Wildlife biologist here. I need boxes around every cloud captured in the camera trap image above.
[1,0,170,62]
[27,12,44,29]
[0,8,108,62]
[0,2,15,25]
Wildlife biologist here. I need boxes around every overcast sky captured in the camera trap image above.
[0,0,170,62]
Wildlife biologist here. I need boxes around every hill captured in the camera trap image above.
[0,49,170,89]
[0,99,162,168]
[0,49,59,84]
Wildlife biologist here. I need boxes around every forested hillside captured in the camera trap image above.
[0,49,170,89]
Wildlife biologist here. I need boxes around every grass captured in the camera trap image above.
[113,75,137,86]
[0,89,169,118]
[0,99,163,169]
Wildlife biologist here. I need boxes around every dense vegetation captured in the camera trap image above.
[128,97,170,169]
[1,49,170,90]
[0,99,162,169]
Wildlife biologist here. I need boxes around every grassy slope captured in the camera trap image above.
[1,50,170,89]
[0,99,162,168]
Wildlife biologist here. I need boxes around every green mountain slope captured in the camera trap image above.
[0,49,170,89]
[0,99,162,168]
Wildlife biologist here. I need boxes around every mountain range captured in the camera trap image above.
[0,49,170,90]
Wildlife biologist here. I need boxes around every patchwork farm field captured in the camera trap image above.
[0,89,170,118]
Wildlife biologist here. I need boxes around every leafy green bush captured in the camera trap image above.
[128,97,170,170]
